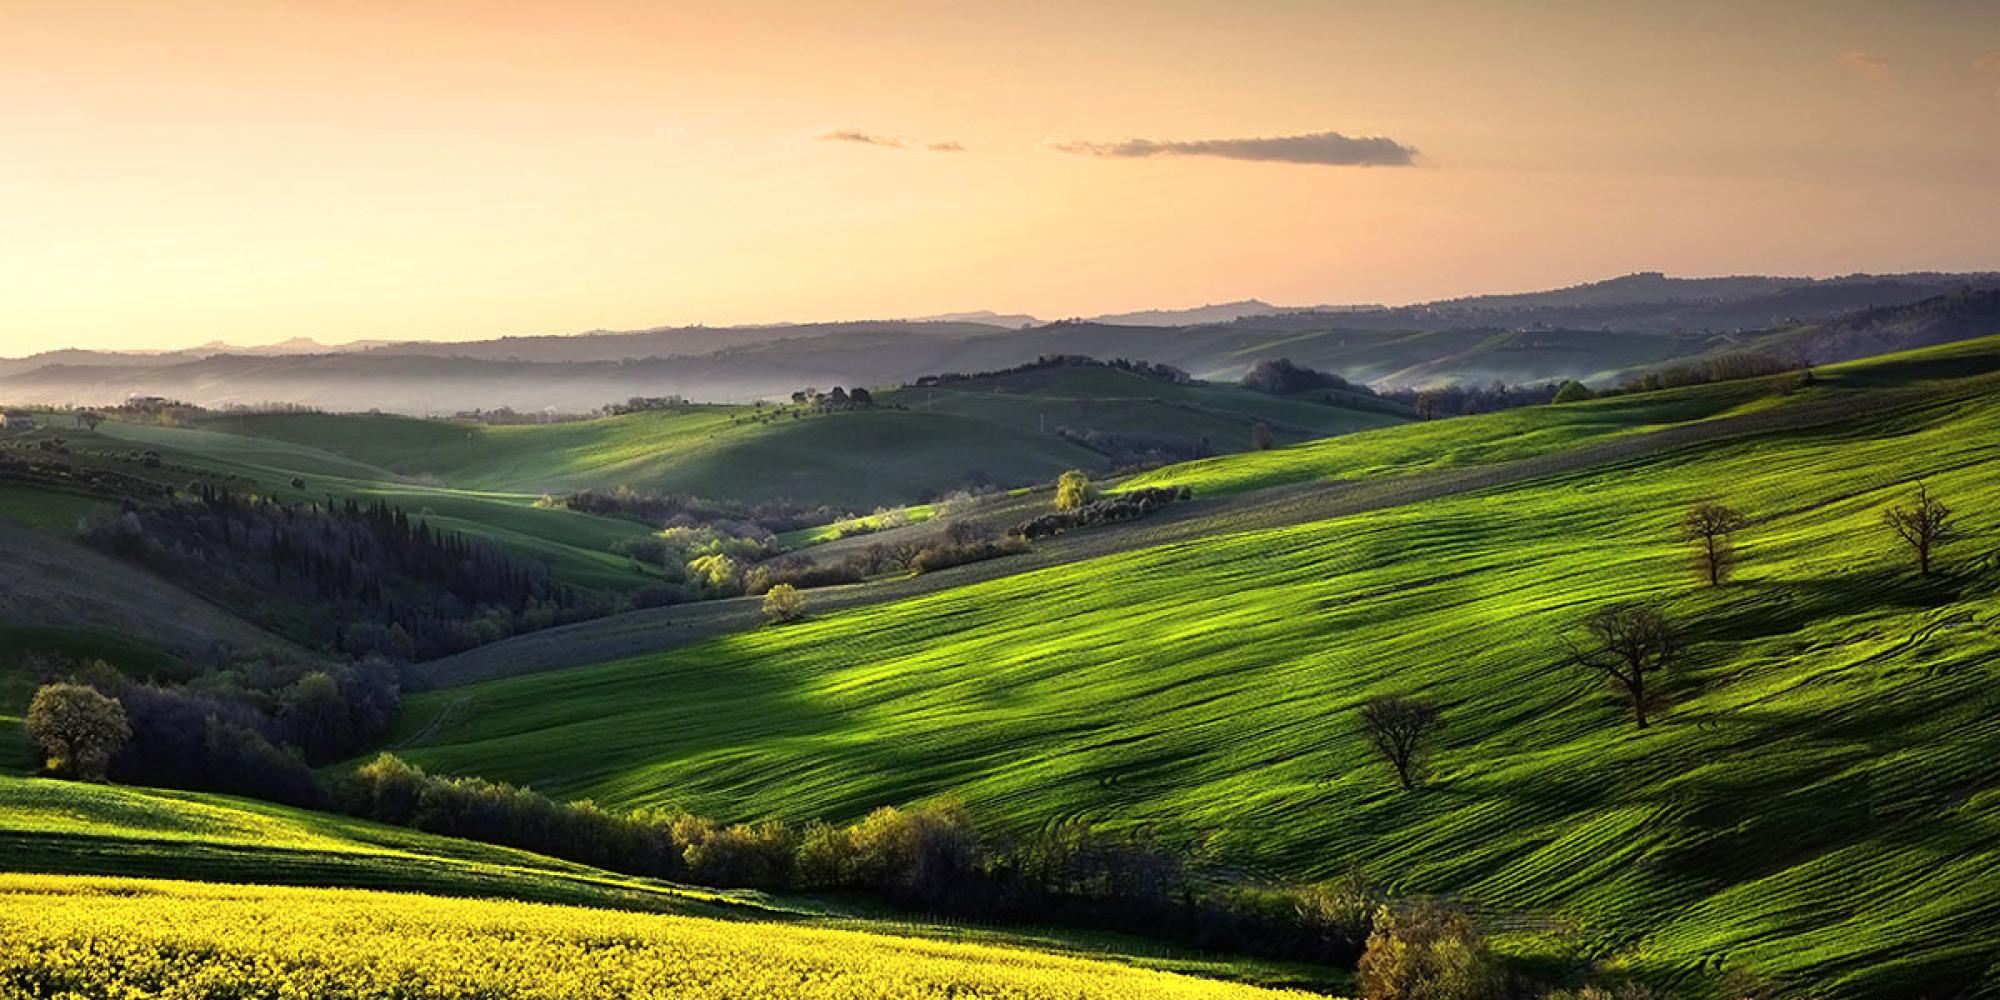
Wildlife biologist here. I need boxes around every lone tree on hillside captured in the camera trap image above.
[1562,604,1681,729]
[1359,695,1441,791]
[26,683,131,781]
[1552,380,1593,404]
[1883,482,1954,576]
[1054,470,1093,512]
[761,583,807,624]
[77,411,103,433]
[1250,420,1276,451]
[1682,501,1749,586]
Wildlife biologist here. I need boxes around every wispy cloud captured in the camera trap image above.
[819,129,908,149]
[1044,130,1417,167]
[1977,53,2000,99]
[1838,49,1893,82]
[818,130,965,152]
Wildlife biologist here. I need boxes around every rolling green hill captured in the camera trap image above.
[126,364,1403,511]
[0,775,758,915]
[384,338,2000,996]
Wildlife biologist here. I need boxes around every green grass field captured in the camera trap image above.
[1122,340,1997,499]
[385,339,2000,996]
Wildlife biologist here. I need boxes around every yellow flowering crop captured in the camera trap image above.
[0,874,1311,999]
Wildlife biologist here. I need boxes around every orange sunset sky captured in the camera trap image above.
[5,0,1999,354]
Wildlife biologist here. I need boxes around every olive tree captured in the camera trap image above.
[26,683,131,781]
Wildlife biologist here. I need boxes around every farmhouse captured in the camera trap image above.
[0,410,37,431]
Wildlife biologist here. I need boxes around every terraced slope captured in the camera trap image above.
[388,339,2000,995]
[0,874,1308,999]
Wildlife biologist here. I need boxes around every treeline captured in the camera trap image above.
[0,452,175,505]
[1386,381,1566,419]
[24,653,397,808]
[1597,349,1800,397]
[909,354,1192,387]
[1054,427,1216,469]
[1243,357,1532,419]
[1017,486,1191,539]
[747,521,1031,595]
[553,485,841,534]
[341,753,1375,965]
[83,487,593,661]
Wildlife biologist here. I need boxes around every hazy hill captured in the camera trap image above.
[6,273,1998,412]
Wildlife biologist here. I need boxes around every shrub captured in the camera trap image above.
[1054,470,1094,511]
[1358,903,1503,1000]
[797,802,979,908]
[1552,380,1593,404]
[1243,358,1356,395]
[26,683,130,781]
[762,583,807,624]
[679,818,794,888]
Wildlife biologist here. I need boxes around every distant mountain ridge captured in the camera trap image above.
[5,272,1996,412]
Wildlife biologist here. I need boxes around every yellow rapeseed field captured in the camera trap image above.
[0,874,1311,999]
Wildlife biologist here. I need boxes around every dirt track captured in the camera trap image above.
[417,380,1976,689]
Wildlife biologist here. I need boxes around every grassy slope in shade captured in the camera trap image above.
[390,339,2000,996]
[90,420,662,593]
[0,874,1307,999]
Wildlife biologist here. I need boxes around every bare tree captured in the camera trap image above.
[1882,482,1953,576]
[1359,695,1441,791]
[1251,421,1276,451]
[1682,502,1748,586]
[1562,604,1680,729]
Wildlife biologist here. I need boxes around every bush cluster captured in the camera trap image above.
[1015,486,1191,539]
[340,754,1377,965]
[24,654,399,807]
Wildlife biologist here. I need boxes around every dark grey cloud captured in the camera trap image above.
[1045,130,1417,167]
